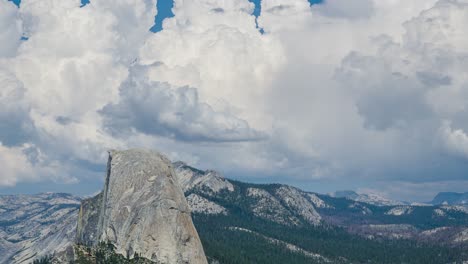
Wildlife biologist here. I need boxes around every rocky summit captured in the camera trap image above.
[77,149,207,264]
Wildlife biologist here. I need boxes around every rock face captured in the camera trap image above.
[331,190,406,206]
[76,192,103,247]
[243,186,323,226]
[173,161,234,194]
[385,206,414,216]
[186,194,227,215]
[275,186,322,225]
[77,149,207,264]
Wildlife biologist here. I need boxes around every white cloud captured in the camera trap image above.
[140,0,284,131]
[259,0,311,32]
[0,143,76,187]
[0,68,34,146]
[314,0,374,19]
[0,0,22,58]
[1,0,468,199]
[100,65,266,142]
[0,143,39,186]
[440,121,468,159]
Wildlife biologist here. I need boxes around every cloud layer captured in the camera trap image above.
[1,0,468,200]
[101,65,266,142]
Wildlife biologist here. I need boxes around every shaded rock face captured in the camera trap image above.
[78,149,207,264]
[76,191,103,247]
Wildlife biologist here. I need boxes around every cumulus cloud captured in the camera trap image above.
[259,0,311,32]
[313,0,375,19]
[139,0,283,131]
[0,69,34,146]
[335,0,468,133]
[0,0,22,57]
[336,50,433,130]
[100,65,266,142]
[440,122,468,159]
[0,143,76,187]
[1,0,468,200]
[257,0,468,188]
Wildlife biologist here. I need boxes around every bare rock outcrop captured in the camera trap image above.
[77,149,207,264]
[173,161,234,194]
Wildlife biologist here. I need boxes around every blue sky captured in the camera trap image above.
[151,0,175,32]
[1,0,467,202]
[247,0,323,33]
[10,0,324,32]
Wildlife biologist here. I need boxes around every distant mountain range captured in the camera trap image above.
[0,151,467,264]
[0,193,80,263]
[330,190,407,206]
[330,190,468,207]
[430,192,468,206]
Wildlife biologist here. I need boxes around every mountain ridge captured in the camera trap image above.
[0,151,467,263]
[431,191,468,206]
[330,190,407,206]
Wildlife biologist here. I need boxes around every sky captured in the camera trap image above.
[0,0,468,202]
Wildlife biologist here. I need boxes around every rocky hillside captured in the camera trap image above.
[174,161,321,226]
[0,193,80,263]
[0,151,467,263]
[330,190,407,206]
[1,149,208,264]
[174,162,468,243]
[173,162,468,263]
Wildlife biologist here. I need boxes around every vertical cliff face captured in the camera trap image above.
[76,191,102,247]
[77,149,207,264]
